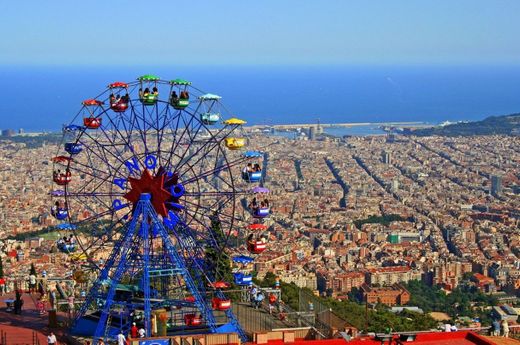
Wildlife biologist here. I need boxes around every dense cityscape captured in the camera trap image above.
[0,127,518,343]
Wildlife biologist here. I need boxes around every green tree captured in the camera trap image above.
[256,277,438,333]
[205,216,233,284]
[404,279,497,326]
[258,272,276,288]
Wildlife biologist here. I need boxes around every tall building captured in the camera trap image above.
[381,150,391,164]
[1,129,14,137]
[391,179,399,191]
[309,126,316,140]
[491,175,502,195]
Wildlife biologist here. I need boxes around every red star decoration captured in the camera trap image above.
[124,169,172,217]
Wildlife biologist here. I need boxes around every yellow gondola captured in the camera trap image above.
[224,137,245,150]
[223,118,247,125]
[70,252,87,260]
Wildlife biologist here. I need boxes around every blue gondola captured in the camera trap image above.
[233,272,253,286]
[52,208,68,220]
[50,190,65,197]
[57,223,77,230]
[57,242,76,253]
[253,207,270,218]
[65,142,83,155]
[60,244,76,253]
[63,124,82,132]
[243,151,263,158]
[200,113,220,125]
[242,171,262,183]
[232,255,254,264]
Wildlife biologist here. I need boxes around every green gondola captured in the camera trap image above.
[141,93,158,105]
[170,97,189,109]
[137,74,160,82]
[170,78,191,109]
[170,78,192,86]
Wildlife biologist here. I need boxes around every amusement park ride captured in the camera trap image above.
[50,75,271,343]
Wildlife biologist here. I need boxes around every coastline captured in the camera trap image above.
[246,121,431,131]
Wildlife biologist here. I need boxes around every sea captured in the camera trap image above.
[1,64,520,133]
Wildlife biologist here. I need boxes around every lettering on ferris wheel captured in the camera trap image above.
[111,154,179,229]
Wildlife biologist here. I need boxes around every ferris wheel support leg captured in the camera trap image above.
[141,204,152,338]
[73,210,142,328]
[92,203,144,343]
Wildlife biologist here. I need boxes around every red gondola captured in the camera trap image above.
[184,314,203,326]
[52,156,73,163]
[53,170,71,185]
[185,296,196,303]
[83,117,101,129]
[110,101,128,112]
[212,297,231,311]
[269,293,277,304]
[247,240,266,254]
[108,82,128,89]
[82,99,104,106]
[247,223,267,231]
[209,281,231,289]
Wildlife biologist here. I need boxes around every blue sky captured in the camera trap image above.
[1,0,519,65]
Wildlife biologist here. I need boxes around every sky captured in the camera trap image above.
[1,0,520,66]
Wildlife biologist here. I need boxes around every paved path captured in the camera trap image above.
[0,291,68,344]
[485,337,520,345]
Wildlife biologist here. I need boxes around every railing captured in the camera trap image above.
[0,330,42,345]
[32,331,41,345]
[252,283,328,338]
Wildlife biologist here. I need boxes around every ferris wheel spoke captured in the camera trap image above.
[66,192,125,198]
[65,162,111,182]
[115,107,149,169]
[127,105,151,156]
[67,158,110,179]
[176,213,219,246]
[182,196,238,223]
[181,158,244,185]
[79,212,130,256]
[69,186,118,213]
[152,101,170,157]
[184,191,247,197]
[71,207,121,227]
[138,101,165,154]
[165,101,205,162]
[183,204,236,235]
[175,125,240,176]
[64,174,111,198]
[181,207,236,257]
[162,110,184,168]
[78,132,125,172]
[102,111,142,160]
[167,112,197,166]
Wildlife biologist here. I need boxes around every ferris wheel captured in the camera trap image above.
[49,75,270,342]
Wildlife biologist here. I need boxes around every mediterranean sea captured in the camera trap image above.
[0,65,519,132]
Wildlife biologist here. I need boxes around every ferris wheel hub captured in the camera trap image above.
[124,169,171,217]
